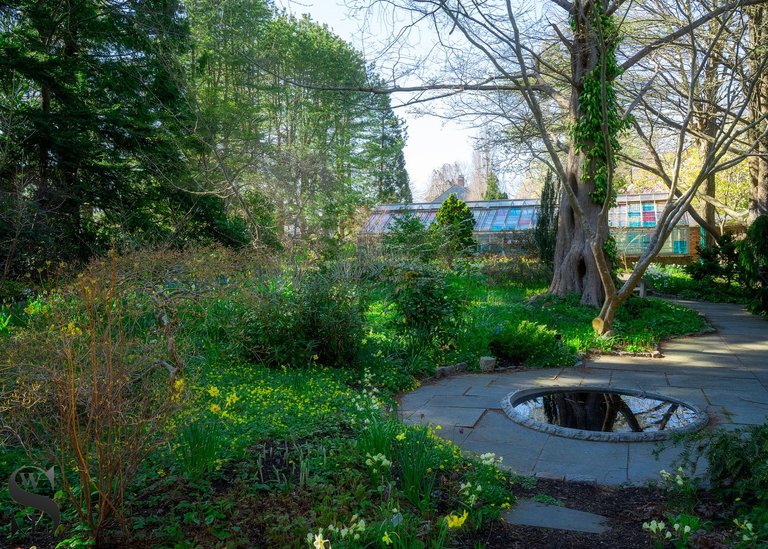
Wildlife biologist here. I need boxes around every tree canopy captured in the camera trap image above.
[0,0,411,275]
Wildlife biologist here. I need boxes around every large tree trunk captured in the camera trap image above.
[550,152,606,306]
[549,1,609,307]
[697,174,717,246]
[748,6,768,224]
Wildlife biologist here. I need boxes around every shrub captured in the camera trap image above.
[479,257,552,288]
[739,214,768,316]
[0,257,181,543]
[382,211,434,260]
[489,319,576,368]
[431,194,476,263]
[387,262,463,345]
[686,233,742,284]
[534,170,559,266]
[300,271,365,366]
[244,270,365,368]
[707,423,768,506]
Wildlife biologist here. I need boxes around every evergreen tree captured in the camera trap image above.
[359,87,412,203]
[0,0,241,274]
[534,171,560,266]
[432,194,476,263]
[483,171,508,200]
[382,211,431,259]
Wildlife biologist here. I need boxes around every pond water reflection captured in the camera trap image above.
[514,390,700,433]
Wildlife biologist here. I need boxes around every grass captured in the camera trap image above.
[446,271,708,362]
[643,264,750,304]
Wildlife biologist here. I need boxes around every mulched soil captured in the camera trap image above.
[457,479,730,548]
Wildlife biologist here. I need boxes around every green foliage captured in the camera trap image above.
[489,320,576,368]
[534,170,559,266]
[480,257,553,288]
[393,427,441,512]
[482,172,508,200]
[687,234,742,285]
[360,87,413,204]
[570,6,631,205]
[740,215,768,315]
[177,420,222,482]
[244,270,365,368]
[483,292,705,357]
[387,262,463,345]
[643,264,749,304]
[707,423,768,506]
[432,194,477,261]
[532,494,563,506]
[1,248,717,547]
[0,0,249,274]
[382,212,433,260]
[355,414,400,461]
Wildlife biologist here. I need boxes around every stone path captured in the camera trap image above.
[398,301,768,486]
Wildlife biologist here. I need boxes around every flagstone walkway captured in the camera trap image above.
[398,301,768,485]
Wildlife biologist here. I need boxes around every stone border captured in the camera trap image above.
[501,386,709,442]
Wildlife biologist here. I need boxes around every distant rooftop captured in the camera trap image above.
[362,192,691,235]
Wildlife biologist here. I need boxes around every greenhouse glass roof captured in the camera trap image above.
[361,193,691,234]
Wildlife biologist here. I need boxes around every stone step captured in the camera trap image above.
[502,498,609,534]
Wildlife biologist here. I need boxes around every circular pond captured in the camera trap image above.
[502,386,708,442]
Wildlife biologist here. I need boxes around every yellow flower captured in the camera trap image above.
[174,378,185,391]
[208,386,220,397]
[225,392,239,407]
[210,404,221,414]
[501,502,511,510]
[60,322,82,336]
[382,531,393,545]
[446,509,469,529]
[435,425,442,430]
[312,354,319,361]
[395,433,406,441]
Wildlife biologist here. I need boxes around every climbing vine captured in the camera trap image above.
[571,6,631,205]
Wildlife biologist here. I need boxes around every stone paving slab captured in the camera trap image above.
[403,407,486,428]
[397,301,768,486]
[503,499,609,534]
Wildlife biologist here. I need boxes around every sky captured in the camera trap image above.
[275,0,478,201]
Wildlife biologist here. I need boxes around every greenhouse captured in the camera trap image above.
[361,192,697,260]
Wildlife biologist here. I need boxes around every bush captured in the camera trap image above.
[740,214,768,316]
[244,270,365,368]
[431,194,477,263]
[387,262,463,345]
[686,233,742,284]
[707,423,768,506]
[480,257,552,288]
[489,319,576,368]
[0,257,181,542]
[382,211,434,260]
